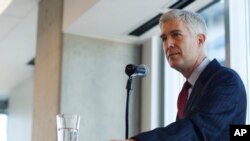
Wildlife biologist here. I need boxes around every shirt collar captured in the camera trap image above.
[188,57,210,86]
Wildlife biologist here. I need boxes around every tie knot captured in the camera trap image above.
[183,81,192,90]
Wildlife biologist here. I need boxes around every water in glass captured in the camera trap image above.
[57,128,78,141]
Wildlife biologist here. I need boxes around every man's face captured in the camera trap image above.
[160,19,201,72]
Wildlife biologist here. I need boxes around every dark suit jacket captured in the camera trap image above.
[133,59,247,141]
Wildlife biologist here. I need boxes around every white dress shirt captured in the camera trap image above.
[187,57,210,98]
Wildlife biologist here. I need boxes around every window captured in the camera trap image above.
[224,0,250,124]
[0,114,7,141]
[199,1,225,65]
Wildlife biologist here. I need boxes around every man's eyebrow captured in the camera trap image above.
[170,29,181,34]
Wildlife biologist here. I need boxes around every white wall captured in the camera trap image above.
[61,33,141,140]
[7,75,34,141]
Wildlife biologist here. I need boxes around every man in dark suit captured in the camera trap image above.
[125,9,247,141]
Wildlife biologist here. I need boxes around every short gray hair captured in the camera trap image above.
[159,9,207,35]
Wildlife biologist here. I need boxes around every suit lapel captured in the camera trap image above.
[183,59,222,117]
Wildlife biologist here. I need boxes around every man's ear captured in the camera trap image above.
[197,33,206,47]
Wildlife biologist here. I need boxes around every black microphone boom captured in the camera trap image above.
[124,64,149,139]
[125,64,149,77]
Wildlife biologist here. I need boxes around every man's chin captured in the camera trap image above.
[168,60,183,70]
[168,59,179,67]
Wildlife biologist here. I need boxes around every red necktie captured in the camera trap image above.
[177,81,192,119]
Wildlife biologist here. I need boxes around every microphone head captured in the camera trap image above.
[125,64,149,77]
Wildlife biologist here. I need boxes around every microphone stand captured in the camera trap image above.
[125,76,133,139]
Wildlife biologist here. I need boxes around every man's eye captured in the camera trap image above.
[172,33,180,37]
[161,36,166,42]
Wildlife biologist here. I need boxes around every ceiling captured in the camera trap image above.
[0,0,214,100]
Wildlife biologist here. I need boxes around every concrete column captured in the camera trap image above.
[140,36,164,131]
[32,0,63,141]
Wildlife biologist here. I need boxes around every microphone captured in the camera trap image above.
[125,64,149,77]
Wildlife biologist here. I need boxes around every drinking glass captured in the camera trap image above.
[56,114,80,141]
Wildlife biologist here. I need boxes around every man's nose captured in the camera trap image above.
[163,38,174,49]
